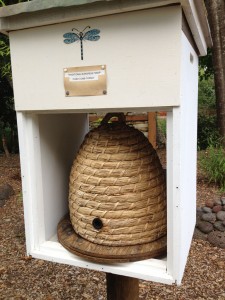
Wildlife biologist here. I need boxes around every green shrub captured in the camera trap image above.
[197,114,220,150]
[197,75,220,150]
[156,117,166,147]
[199,145,225,191]
[198,76,216,113]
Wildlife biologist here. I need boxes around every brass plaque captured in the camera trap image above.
[64,65,107,97]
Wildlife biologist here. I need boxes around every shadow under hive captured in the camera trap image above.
[58,113,167,262]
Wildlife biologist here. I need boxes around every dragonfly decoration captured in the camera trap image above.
[63,26,100,60]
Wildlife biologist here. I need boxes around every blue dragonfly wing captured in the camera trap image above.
[83,29,100,41]
[85,35,100,41]
[63,32,79,44]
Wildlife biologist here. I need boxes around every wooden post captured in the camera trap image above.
[148,112,157,148]
[106,273,139,300]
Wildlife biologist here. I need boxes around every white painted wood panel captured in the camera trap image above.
[17,112,88,252]
[177,32,198,283]
[181,0,208,55]
[10,6,181,111]
[38,114,89,241]
[167,33,198,284]
[17,112,38,252]
[36,241,174,284]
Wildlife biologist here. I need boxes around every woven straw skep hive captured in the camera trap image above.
[69,113,167,249]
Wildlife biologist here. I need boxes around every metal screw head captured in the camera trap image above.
[101,65,105,70]
[103,90,107,95]
[66,91,70,96]
[64,68,68,72]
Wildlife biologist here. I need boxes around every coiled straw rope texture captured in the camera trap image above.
[69,113,167,246]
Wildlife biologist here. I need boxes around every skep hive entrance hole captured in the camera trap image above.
[58,113,167,263]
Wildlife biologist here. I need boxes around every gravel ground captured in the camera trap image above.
[0,154,225,300]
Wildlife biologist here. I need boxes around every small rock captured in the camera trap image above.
[196,208,204,216]
[202,206,212,213]
[205,200,214,208]
[212,205,222,213]
[223,220,225,226]
[0,183,14,200]
[217,211,225,221]
[201,212,216,223]
[221,197,225,206]
[208,231,225,249]
[214,221,225,232]
[196,210,204,221]
[214,197,222,205]
[197,221,214,233]
[196,216,202,226]
[223,206,225,211]
[193,228,208,241]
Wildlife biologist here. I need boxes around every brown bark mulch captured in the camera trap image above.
[0,154,225,300]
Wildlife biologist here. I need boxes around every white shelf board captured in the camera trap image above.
[35,237,173,284]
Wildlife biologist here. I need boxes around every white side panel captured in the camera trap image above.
[166,111,175,278]
[166,108,182,281]
[17,112,40,252]
[178,32,198,282]
[38,114,88,241]
[172,33,198,284]
[18,113,88,251]
[166,33,198,284]
[10,6,181,111]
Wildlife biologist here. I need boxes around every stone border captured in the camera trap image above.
[194,196,225,248]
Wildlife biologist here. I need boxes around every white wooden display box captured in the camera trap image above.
[0,0,211,285]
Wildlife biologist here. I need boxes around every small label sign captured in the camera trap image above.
[64,65,107,96]
[65,70,105,82]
